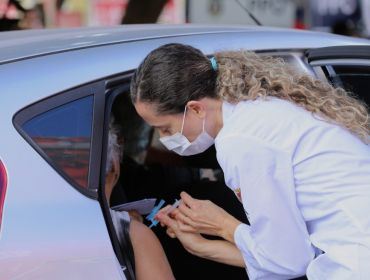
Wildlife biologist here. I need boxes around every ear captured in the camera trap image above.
[187,100,206,118]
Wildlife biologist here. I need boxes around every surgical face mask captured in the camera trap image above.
[159,106,215,156]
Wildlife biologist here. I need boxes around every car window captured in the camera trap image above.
[307,46,370,106]
[327,65,370,106]
[22,96,94,188]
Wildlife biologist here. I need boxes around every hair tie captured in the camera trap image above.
[210,57,218,71]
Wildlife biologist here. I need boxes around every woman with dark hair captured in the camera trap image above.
[130,43,370,279]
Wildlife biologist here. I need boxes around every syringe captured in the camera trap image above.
[165,199,182,216]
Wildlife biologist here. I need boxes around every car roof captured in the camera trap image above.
[0,24,369,64]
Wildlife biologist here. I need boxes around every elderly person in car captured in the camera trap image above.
[105,118,174,280]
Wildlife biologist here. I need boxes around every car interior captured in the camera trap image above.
[100,80,249,280]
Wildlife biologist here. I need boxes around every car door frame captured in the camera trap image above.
[99,73,138,279]
[307,45,370,88]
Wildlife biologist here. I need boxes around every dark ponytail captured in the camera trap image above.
[130,43,218,114]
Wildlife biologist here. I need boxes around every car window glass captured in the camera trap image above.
[22,96,94,188]
[329,65,370,106]
[111,92,152,164]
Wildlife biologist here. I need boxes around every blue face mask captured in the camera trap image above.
[159,106,215,156]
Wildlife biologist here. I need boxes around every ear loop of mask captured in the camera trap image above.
[180,105,206,135]
[180,106,187,134]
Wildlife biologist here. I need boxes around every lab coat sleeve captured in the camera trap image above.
[217,135,315,280]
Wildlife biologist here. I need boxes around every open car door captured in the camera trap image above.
[307,45,370,107]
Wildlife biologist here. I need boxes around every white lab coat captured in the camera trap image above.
[215,97,370,280]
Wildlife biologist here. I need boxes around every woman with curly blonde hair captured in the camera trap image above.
[130,43,370,280]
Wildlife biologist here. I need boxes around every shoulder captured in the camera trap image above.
[237,97,309,123]
[215,133,291,168]
[217,97,310,149]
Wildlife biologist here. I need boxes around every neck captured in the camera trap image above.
[209,98,224,138]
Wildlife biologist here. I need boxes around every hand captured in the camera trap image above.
[156,205,176,238]
[156,211,245,267]
[173,192,242,242]
[156,210,210,256]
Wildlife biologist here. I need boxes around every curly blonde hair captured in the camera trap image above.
[214,50,369,143]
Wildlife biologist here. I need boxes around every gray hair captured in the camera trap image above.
[106,117,123,175]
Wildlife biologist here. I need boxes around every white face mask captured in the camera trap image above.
[159,106,215,156]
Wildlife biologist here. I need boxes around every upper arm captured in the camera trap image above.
[218,136,315,275]
[129,220,175,280]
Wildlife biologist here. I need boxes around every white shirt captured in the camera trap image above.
[215,97,370,280]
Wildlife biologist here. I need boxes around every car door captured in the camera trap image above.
[5,80,128,280]
[307,45,370,107]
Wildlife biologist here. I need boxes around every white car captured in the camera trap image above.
[0,25,369,280]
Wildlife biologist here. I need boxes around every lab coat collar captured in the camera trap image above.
[222,100,237,124]
[214,100,237,143]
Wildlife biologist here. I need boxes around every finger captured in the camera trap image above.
[175,212,197,228]
[180,191,197,208]
[178,202,196,219]
[169,208,179,219]
[157,212,179,232]
[155,205,172,220]
[167,227,175,234]
[156,205,172,218]
[177,220,198,233]
[166,228,176,238]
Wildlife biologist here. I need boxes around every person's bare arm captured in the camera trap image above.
[129,220,175,280]
[189,238,246,268]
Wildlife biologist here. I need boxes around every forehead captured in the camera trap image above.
[134,101,180,126]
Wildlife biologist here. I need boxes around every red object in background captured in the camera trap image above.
[93,0,127,26]
[0,160,8,231]
[294,21,306,29]
[0,1,20,19]
[294,6,306,30]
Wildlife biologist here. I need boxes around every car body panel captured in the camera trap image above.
[1,24,369,65]
[0,129,124,279]
[1,29,370,112]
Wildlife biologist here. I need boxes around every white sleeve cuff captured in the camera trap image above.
[234,224,300,280]
[234,223,262,280]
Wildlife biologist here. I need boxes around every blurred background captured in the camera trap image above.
[0,0,369,37]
